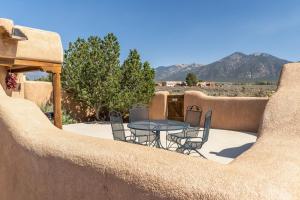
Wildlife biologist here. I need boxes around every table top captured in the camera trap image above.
[127,120,189,131]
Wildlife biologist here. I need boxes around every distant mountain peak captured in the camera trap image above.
[155,52,290,82]
[250,52,272,57]
[220,52,246,62]
[231,52,246,56]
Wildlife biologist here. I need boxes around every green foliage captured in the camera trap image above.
[62,110,77,125]
[40,103,53,113]
[62,34,155,119]
[30,75,52,82]
[120,50,155,111]
[186,73,198,86]
[40,103,76,125]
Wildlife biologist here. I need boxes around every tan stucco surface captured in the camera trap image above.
[149,91,169,120]
[0,18,63,63]
[185,91,268,132]
[0,18,13,35]
[0,63,300,199]
[24,81,53,106]
[0,67,25,97]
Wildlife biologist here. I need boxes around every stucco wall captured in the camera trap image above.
[184,91,268,132]
[0,67,8,95]
[24,81,53,106]
[61,91,169,122]
[0,67,25,98]
[62,91,95,122]
[0,63,300,199]
[149,91,169,120]
[10,79,169,121]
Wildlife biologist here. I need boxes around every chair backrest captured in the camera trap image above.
[109,111,126,141]
[129,105,149,122]
[202,110,212,143]
[185,105,202,127]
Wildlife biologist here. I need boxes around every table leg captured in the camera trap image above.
[155,131,160,148]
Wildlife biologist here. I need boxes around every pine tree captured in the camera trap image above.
[62,36,155,120]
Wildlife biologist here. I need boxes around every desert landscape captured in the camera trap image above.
[156,83,276,97]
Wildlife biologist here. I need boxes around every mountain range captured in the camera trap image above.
[155,52,290,82]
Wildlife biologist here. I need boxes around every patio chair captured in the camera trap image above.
[129,105,156,146]
[109,111,135,143]
[129,105,149,122]
[166,105,202,149]
[176,109,212,158]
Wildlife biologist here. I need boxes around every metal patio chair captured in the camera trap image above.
[176,109,212,158]
[166,105,202,149]
[109,111,135,143]
[129,105,156,146]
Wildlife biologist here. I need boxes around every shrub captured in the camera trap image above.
[185,73,198,86]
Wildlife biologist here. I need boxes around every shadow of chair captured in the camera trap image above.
[210,142,254,159]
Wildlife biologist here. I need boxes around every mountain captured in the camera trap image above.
[25,71,48,80]
[155,63,203,81]
[155,52,290,82]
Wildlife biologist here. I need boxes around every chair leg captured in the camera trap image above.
[176,147,185,154]
[195,149,206,158]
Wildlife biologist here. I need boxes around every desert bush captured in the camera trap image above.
[185,73,198,86]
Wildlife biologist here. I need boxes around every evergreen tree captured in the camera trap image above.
[120,49,143,109]
[140,61,155,103]
[186,73,198,86]
[62,34,121,119]
[62,36,155,120]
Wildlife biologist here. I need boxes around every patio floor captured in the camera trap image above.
[63,122,257,164]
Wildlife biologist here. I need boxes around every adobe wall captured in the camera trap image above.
[6,78,169,121]
[149,91,169,120]
[24,81,53,107]
[61,91,95,122]
[0,63,300,199]
[184,91,268,132]
[0,67,25,98]
[22,79,267,131]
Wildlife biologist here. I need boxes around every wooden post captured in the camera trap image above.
[53,72,62,128]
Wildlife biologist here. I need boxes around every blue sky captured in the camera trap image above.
[1,0,300,66]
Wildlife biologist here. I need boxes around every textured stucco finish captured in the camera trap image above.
[0,68,25,97]
[61,91,169,122]
[185,91,268,132]
[0,18,63,63]
[0,63,299,199]
[0,68,52,106]
[0,18,13,35]
[24,81,53,106]
[149,91,169,120]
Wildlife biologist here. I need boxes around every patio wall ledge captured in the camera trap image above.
[0,63,300,199]
[184,91,268,132]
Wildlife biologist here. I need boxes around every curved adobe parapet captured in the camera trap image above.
[149,91,169,120]
[0,63,300,199]
[0,18,63,64]
[184,91,268,132]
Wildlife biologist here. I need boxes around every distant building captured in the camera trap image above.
[198,81,216,88]
[161,81,184,87]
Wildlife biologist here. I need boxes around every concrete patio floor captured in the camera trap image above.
[63,122,257,164]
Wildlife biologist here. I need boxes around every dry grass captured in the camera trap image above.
[156,83,277,97]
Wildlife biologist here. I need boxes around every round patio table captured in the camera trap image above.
[127,120,189,148]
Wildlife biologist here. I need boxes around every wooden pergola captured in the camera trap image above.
[0,18,63,128]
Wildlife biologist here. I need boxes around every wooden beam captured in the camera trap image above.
[53,72,62,128]
[0,57,14,66]
[12,59,61,73]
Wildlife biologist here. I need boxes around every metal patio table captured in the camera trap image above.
[127,120,189,148]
